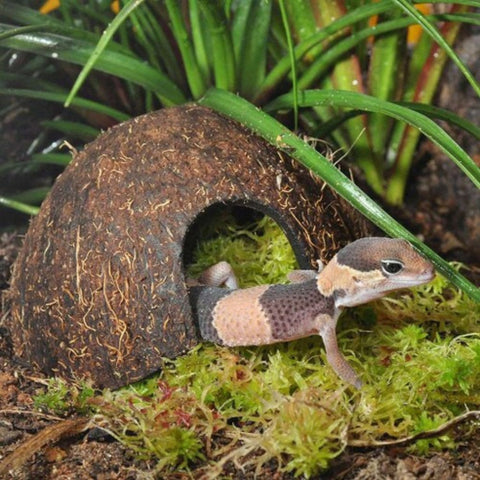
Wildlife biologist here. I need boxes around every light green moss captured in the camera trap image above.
[33,378,95,415]
[186,212,298,287]
[34,217,480,477]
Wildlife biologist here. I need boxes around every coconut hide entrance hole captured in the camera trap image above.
[6,106,370,389]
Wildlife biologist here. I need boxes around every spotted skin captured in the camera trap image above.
[259,280,335,341]
[190,280,336,347]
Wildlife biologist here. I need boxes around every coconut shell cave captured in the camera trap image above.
[6,105,370,389]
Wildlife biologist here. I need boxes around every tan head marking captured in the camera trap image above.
[317,237,435,307]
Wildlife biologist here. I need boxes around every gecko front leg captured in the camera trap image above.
[287,260,324,284]
[318,317,362,389]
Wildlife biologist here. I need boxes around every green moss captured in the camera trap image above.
[90,383,209,470]
[186,212,298,287]
[34,378,95,415]
[34,218,480,477]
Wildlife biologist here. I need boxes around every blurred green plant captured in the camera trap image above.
[0,2,479,291]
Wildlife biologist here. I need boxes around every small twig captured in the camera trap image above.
[348,410,480,447]
[0,409,64,422]
[60,140,78,155]
[20,375,52,385]
[0,417,91,476]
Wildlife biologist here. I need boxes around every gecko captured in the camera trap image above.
[189,237,435,389]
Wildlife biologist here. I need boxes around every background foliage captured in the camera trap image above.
[1,0,480,298]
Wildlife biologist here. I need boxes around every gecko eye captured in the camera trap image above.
[381,260,404,275]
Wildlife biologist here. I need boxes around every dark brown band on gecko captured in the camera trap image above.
[189,286,230,345]
[259,280,335,341]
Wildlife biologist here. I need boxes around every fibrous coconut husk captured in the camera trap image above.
[6,105,371,388]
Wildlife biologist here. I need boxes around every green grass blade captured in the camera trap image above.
[278,0,297,130]
[64,0,145,107]
[385,7,466,204]
[0,71,68,93]
[283,0,317,45]
[0,25,186,106]
[255,0,394,103]
[0,196,40,216]
[138,4,184,83]
[297,12,480,92]
[399,103,480,140]
[189,0,211,83]
[314,109,366,138]
[165,0,207,99]
[198,0,236,91]
[368,9,406,161]
[386,23,434,166]
[232,0,272,99]
[9,187,50,205]
[315,104,480,142]
[0,1,130,53]
[40,120,99,142]
[393,0,480,97]
[31,153,73,166]
[0,23,52,41]
[199,88,480,301]
[297,16,409,90]
[266,90,480,192]
[314,0,380,192]
[124,7,161,69]
[385,9,478,163]
[0,88,129,122]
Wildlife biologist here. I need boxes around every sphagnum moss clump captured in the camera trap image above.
[34,216,480,477]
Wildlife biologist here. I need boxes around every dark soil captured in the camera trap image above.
[0,98,64,228]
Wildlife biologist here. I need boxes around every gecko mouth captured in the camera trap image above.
[390,271,435,286]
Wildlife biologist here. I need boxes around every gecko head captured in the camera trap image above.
[317,237,435,308]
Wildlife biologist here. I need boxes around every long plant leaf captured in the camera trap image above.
[0,196,39,216]
[31,153,72,166]
[189,0,211,84]
[367,9,406,161]
[315,105,480,142]
[199,88,480,302]
[400,103,480,140]
[41,120,99,142]
[297,13,479,91]
[386,7,467,204]
[256,0,395,103]
[266,90,480,192]
[314,0,380,193]
[394,0,480,97]
[0,1,131,55]
[0,25,186,106]
[165,0,207,99]
[198,1,236,91]
[0,71,68,94]
[9,187,50,205]
[0,23,51,41]
[278,0,298,130]
[64,0,147,107]
[0,88,129,122]
[232,0,272,99]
